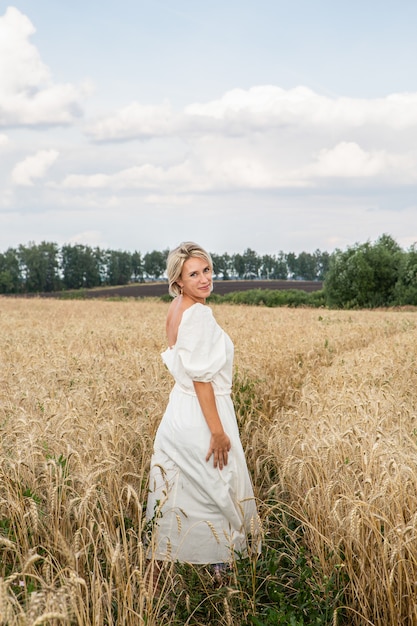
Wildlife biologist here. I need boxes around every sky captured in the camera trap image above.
[1,0,417,256]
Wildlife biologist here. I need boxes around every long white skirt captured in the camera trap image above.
[146,384,259,564]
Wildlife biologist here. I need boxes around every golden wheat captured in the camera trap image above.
[0,298,416,625]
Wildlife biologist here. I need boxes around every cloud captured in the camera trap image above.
[85,101,175,141]
[0,7,88,127]
[185,86,417,132]
[0,133,9,147]
[85,86,417,143]
[28,82,415,203]
[59,155,280,193]
[11,149,59,186]
[300,141,416,182]
[55,137,416,195]
[59,160,208,192]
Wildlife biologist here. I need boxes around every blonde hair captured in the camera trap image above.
[167,242,213,297]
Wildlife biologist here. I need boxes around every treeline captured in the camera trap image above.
[0,242,330,294]
[1,235,417,308]
[221,234,417,309]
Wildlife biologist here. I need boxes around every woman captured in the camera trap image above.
[146,242,259,568]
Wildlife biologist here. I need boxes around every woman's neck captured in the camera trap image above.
[181,293,206,306]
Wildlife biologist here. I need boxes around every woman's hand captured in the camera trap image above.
[193,380,231,470]
[206,431,231,470]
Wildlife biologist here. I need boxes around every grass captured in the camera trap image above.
[0,298,416,624]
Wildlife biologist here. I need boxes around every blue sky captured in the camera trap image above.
[1,1,417,254]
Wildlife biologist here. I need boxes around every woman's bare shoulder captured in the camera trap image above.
[166,299,209,347]
[166,297,188,347]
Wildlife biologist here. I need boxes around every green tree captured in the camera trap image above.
[297,251,317,280]
[42,242,61,291]
[315,249,331,281]
[61,244,102,289]
[241,248,261,278]
[61,244,85,289]
[274,251,289,279]
[0,248,21,293]
[232,253,245,279]
[367,234,402,305]
[286,252,298,279]
[325,234,403,308]
[143,250,167,280]
[394,244,417,305]
[105,250,132,285]
[260,254,276,279]
[211,253,232,279]
[83,246,102,288]
[131,251,144,282]
[18,241,61,293]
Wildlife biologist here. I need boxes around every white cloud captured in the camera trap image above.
[0,7,48,92]
[11,149,59,186]
[185,86,417,131]
[12,77,415,219]
[0,133,9,147]
[55,137,416,195]
[300,141,416,181]
[84,85,417,143]
[0,7,88,126]
[59,155,281,193]
[86,101,175,141]
[193,153,305,190]
[59,160,208,192]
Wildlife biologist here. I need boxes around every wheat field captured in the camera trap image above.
[0,298,417,625]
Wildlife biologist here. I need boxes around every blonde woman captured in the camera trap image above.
[146,242,259,577]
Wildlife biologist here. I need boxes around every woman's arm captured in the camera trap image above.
[193,381,231,470]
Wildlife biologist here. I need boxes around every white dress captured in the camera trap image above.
[146,303,259,564]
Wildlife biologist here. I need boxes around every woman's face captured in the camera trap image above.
[178,256,212,303]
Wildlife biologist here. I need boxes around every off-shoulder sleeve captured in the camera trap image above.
[174,304,226,382]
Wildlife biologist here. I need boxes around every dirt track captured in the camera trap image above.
[82,280,323,298]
